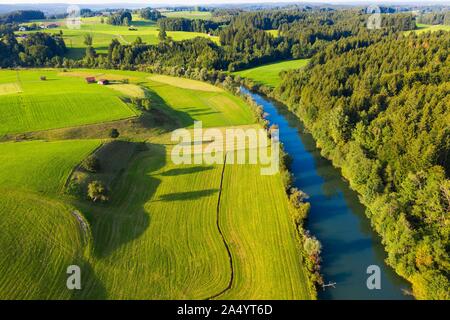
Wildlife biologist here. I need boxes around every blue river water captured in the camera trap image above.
[243,88,412,300]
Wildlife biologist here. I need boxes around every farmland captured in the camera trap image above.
[413,23,450,34]
[233,59,310,87]
[0,69,138,136]
[0,139,100,299]
[0,69,313,300]
[18,16,219,59]
[162,10,213,20]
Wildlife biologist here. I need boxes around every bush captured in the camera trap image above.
[87,180,108,202]
[109,128,120,139]
[304,236,322,258]
[82,155,101,173]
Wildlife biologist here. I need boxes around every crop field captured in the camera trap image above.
[0,139,100,299]
[218,161,311,299]
[233,59,310,87]
[0,68,312,300]
[0,70,138,136]
[18,16,219,59]
[145,76,255,128]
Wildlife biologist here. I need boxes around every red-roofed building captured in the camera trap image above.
[85,77,96,84]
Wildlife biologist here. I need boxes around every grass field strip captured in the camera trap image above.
[170,122,280,175]
[208,152,234,300]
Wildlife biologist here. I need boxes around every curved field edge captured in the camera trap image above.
[216,161,313,300]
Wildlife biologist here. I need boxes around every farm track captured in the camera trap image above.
[207,153,234,300]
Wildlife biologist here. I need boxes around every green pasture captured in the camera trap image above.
[233,59,310,87]
[0,69,138,136]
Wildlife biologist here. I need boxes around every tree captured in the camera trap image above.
[82,155,101,173]
[158,26,167,41]
[87,181,108,202]
[304,236,322,257]
[109,128,120,139]
[85,46,96,59]
[289,187,309,208]
[140,8,162,21]
[83,33,93,46]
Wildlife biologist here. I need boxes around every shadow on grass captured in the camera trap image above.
[161,166,214,176]
[157,189,218,202]
[145,88,195,128]
[70,259,107,300]
[78,143,166,259]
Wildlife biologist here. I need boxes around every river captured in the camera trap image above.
[242,88,412,300]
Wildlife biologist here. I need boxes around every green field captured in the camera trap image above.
[19,16,219,59]
[163,10,213,20]
[0,69,138,136]
[146,75,255,128]
[0,140,100,299]
[233,59,310,87]
[412,23,450,34]
[0,69,313,300]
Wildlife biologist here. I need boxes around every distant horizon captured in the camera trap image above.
[0,0,449,6]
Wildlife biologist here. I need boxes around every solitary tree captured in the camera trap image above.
[109,128,120,139]
[85,46,96,59]
[158,26,167,41]
[83,33,93,46]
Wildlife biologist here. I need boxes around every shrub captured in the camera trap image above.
[304,236,322,258]
[109,128,120,139]
[87,180,108,202]
[82,155,101,173]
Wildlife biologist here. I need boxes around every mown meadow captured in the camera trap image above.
[0,69,138,136]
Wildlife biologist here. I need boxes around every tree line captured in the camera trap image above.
[0,10,45,24]
[0,28,66,67]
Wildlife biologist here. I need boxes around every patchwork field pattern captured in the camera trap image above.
[0,69,313,300]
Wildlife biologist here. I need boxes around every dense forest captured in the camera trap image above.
[417,12,450,25]
[0,28,66,67]
[157,17,225,34]
[0,10,45,24]
[274,32,450,299]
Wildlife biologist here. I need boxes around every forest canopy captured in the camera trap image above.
[275,31,450,299]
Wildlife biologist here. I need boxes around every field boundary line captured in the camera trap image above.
[207,152,234,300]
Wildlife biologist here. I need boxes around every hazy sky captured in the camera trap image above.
[1,0,449,4]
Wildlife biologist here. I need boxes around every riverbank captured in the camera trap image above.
[241,87,412,299]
